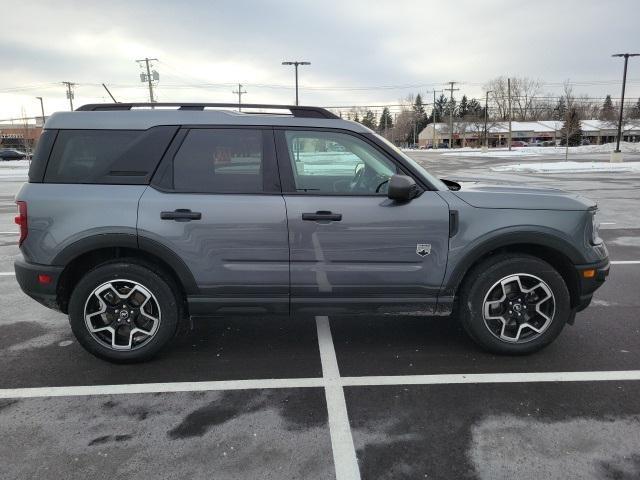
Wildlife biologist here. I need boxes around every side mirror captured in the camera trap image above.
[387,174,419,201]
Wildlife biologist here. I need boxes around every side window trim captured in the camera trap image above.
[274,127,416,196]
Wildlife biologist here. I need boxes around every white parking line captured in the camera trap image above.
[0,272,15,276]
[611,260,640,265]
[0,377,324,399]
[316,315,361,480]
[2,370,640,400]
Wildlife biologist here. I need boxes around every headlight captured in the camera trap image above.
[590,210,602,245]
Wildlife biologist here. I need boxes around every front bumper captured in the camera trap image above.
[573,257,610,312]
[14,259,64,311]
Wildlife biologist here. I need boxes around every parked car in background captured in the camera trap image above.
[0,148,28,160]
[511,141,528,147]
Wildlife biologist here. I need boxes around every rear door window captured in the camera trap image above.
[172,128,270,193]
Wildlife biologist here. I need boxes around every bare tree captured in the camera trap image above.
[484,76,543,121]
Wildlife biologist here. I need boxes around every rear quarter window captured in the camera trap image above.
[44,126,177,184]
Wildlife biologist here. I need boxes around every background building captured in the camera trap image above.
[418,119,640,148]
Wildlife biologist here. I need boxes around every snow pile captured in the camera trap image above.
[524,142,640,155]
[441,149,539,158]
[0,160,29,179]
[491,161,640,174]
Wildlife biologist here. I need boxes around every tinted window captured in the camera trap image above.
[46,130,140,183]
[284,130,397,195]
[173,129,264,193]
[28,129,57,182]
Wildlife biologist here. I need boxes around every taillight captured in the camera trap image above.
[14,201,27,246]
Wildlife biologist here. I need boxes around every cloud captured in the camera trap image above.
[1,0,639,119]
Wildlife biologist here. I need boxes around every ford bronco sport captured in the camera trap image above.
[14,103,610,362]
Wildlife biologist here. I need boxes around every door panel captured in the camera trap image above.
[139,126,289,315]
[138,188,289,313]
[284,192,450,313]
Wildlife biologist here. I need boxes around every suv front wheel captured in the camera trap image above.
[459,254,571,355]
[68,260,179,363]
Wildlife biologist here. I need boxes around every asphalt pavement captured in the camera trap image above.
[1,151,639,480]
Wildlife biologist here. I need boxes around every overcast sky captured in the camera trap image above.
[1,0,639,120]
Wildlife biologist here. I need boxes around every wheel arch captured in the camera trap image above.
[446,230,584,310]
[53,234,198,313]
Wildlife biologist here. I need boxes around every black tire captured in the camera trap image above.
[68,259,180,363]
[458,253,571,355]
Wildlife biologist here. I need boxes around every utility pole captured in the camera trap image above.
[445,82,459,148]
[136,58,159,104]
[35,96,45,124]
[431,90,443,148]
[232,83,247,111]
[62,82,75,110]
[507,78,512,151]
[282,60,311,105]
[484,90,493,150]
[612,53,639,155]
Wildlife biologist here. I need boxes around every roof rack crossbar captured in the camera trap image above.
[75,103,339,119]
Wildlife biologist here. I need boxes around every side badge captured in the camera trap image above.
[416,243,431,257]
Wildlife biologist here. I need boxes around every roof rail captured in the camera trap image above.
[75,103,340,119]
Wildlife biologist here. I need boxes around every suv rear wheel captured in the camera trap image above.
[68,259,179,363]
[458,254,571,355]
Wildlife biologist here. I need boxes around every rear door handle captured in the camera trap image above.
[160,209,202,221]
[302,211,342,221]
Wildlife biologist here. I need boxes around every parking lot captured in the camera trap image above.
[1,150,640,480]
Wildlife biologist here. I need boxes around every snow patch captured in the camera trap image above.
[491,161,640,174]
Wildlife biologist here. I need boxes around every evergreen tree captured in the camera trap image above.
[560,107,583,146]
[444,98,457,118]
[467,98,483,117]
[361,110,377,130]
[353,111,360,123]
[458,95,469,118]
[553,96,566,120]
[433,94,448,123]
[600,94,616,122]
[378,107,394,133]
[630,97,640,119]
[412,94,428,133]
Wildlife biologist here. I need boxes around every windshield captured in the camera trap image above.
[371,133,448,191]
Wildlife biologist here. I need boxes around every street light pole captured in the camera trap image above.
[282,61,311,105]
[484,90,493,149]
[612,53,639,153]
[35,96,45,124]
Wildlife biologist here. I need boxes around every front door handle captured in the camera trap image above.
[160,209,202,221]
[302,211,342,221]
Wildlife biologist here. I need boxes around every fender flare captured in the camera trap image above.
[52,233,199,295]
[444,227,585,295]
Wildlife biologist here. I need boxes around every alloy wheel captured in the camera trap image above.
[482,273,556,343]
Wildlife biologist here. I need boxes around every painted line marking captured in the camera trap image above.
[0,272,15,276]
[611,260,640,265]
[316,315,361,480]
[0,378,325,399]
[600,222,617,225]
[2,370,640,400]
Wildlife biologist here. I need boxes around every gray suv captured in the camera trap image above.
[14,103,610,362]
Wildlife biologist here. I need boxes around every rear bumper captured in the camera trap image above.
[574,257,610,312]
[14,259,64,311]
